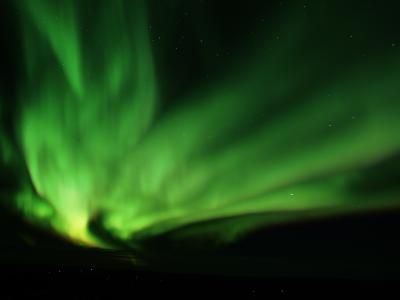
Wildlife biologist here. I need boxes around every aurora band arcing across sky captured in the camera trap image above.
[3,0,400,248]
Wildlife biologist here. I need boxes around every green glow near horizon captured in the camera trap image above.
[8,0,400,247]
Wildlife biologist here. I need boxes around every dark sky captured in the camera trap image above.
[0,2,400,293]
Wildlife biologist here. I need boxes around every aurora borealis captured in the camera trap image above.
[1,0,400,250]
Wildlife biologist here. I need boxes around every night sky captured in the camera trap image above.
[1,0,400,295]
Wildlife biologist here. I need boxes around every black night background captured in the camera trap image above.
[1,0,400,297]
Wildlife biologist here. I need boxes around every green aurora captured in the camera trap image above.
[2,0,400,248]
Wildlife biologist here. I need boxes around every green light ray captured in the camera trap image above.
[7,0,400,247]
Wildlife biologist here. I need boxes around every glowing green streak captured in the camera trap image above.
[17,0,157,245]
[12,0,400,247]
